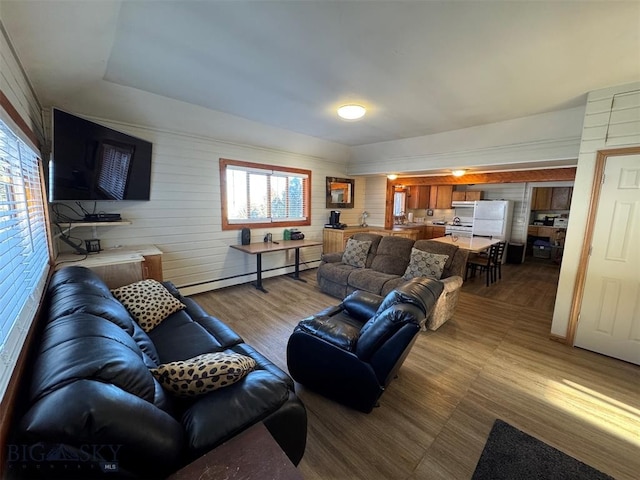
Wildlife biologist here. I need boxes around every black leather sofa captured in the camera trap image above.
[286,277,444,413]
[9,266,306,479]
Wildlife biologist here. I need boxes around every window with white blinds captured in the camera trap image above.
[0,118,49,399]
[220,158,311,229]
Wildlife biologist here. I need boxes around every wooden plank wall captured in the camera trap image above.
[0,23,44,146]
[50,116,354,294]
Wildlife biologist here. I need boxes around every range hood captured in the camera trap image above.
[451,200,476,207]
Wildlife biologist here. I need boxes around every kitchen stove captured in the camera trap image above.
[445,223,473,237]
[445,214,474,237]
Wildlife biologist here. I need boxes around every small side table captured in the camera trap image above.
[166,422,303,480]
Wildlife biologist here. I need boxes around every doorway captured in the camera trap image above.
[570,148,640,365]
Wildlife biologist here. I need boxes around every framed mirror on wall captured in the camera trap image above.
[326,177,354,208]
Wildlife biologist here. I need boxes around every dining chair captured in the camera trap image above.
[490,242,507,283]
[465,243,498,286]
[465,241,506,286]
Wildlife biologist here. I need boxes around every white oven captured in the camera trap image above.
[445,224,473,237]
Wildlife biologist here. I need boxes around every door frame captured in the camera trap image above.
[565,146,640,345]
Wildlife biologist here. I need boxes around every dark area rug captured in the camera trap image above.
[472,419,614,480]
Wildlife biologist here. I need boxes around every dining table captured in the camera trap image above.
[430,235,500,253]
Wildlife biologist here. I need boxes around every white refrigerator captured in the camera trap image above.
[472,200,514,241]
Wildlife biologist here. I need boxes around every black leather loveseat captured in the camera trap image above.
[9,266,306,479]
[287,277,443,413]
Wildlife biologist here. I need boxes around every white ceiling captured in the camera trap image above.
[2,0,639,147]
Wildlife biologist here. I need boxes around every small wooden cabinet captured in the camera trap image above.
[531,187,552,210]
[323,228,355,253]
[431,226,446,238]
[550,187,572,210]
[422,225,446,239]
[532,187,573,210]
[55,245,163,288]
[142,254,164,281]
[528,226,565,242]
[407,185,430,209]
[452,190,482,202]
[429,185,454,209]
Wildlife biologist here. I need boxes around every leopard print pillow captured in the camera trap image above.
[151,352,257,397]
[111,279,186,332]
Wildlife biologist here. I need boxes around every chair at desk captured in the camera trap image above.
[465,241,506,286]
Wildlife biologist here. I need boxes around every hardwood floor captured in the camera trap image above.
[191,261,640,480]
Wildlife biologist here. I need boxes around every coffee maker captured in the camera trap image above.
[327,210,346,229]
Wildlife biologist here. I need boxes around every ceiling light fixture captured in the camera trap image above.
[387,174,398,180]
[337,104,366,120]
[451,169,466,177]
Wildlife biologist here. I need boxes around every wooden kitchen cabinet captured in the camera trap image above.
[528,225,566,243]
[407,185,430,209]
[531,187,552,210]
[323,226,423,253]
[452,190,482,201]
[532,187,573,210]
[387,229,420,241]
[431,226,446,238]
[423,226,446,239]
[429,185,454,209]
[451,191,466,202]
[465,191,483,201]
[323,227,365,253]
[550,187,572,210]
[537,226,558,239]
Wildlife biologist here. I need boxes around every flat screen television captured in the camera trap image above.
[50,108,152,201]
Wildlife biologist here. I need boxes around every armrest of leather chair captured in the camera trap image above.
[293,309,364,352]
[355,303,425,361]
[341,290,383,322]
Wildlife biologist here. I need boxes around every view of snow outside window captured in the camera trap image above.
[227,169,304,222]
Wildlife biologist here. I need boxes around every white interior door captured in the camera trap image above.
[575,154,640,364]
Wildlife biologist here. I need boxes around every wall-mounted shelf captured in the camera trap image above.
[55,220,132,238]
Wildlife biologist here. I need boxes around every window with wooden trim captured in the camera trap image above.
[220,158,311,230]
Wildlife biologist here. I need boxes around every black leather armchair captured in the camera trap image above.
[286,278,444,413]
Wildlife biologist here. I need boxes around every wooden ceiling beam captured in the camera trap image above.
[388,167,576,187]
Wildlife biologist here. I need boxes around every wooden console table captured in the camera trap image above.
[230,239,322,293]
[166,422,302,480]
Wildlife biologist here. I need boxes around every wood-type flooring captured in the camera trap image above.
[191,260,639,480]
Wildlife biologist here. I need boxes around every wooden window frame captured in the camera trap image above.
[220,158,311,230]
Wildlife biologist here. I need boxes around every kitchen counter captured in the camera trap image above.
[394,222,447,227]
[323,226,421,254]
[529,224,567,229]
